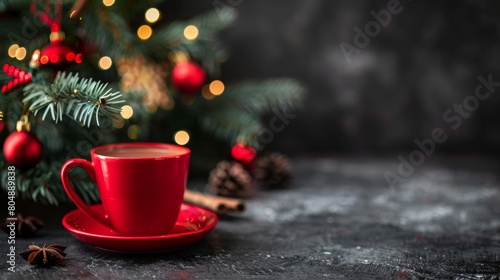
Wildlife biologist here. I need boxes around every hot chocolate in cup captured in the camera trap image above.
[61,143,190,236]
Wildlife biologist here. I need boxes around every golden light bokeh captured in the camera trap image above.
[201,84,215,100]
[103,0,115,7]
[127,125,140,140]
[183,25,199,40]
[8,44,19,58]
[120,105,134,119]
[98,56,113,70]
[209,80,225,96]
[137,25,153,40]
[145,8,160,23]
[15,47,27,60]
[174,130,190,145]
[113,119,125,129]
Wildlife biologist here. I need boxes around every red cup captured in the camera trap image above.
[61,143,190,236]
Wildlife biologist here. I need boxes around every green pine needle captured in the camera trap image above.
[201,109,263,146]
[23,72,124,127]
[208,78,304,112]
[200,79,304,146]
[147,7,236,74]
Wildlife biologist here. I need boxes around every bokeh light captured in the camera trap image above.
[201,85,215,100]
[137,25,153,40]
[98,56,113,70]
[8,44,19,58]
[209,80,225,96]
[40,55,49,64]
[15,47,27,60]
[127,125,140,140]
[113,119,125,129]
[75,54,83,64]
[66,52,75,61]
[174,130,190,145]
[145,8,160,23]
[120,105,134,119]
[103,0,115,7]
[183,25,199,40]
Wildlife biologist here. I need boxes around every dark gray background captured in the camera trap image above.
[172,0,500,157]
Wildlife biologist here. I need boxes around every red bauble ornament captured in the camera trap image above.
[171,62,206,96]
[3,131,43,168]
[39,32,83,67]
[231,144,257,166]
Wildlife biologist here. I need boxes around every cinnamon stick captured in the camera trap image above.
[184,189,245,216]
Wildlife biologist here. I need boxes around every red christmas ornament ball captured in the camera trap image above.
[3,131,43,168]
[171,62,206,95]
[40,43,83,66]
[231,144,257,165]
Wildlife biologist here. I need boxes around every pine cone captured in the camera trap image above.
[208,161,252,198]
[253,153,293,188]
[1,214,44,237]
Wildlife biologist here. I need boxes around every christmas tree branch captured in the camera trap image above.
[0,161,99,206]
[0,0,35,12]
[201,109,263,147]
[208,79,304,112]
[147,7,236,74]
[79,4,134,57]
[23,72,124,127]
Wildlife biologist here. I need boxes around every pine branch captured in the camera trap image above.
[108,0,164,18]
[79,5,134,57]
[146,7,236,74]
[207,79,305,113]
[23,72,124,127]
[200,79,304,146]
[0,0,34,12]
[201,109,262,146]
[0,160,99,206]
[188,6,237,32]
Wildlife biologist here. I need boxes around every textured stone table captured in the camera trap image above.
[1,157,500,279]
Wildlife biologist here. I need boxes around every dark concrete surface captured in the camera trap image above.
[1,157,500,279]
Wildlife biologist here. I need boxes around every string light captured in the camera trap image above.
[183,25,199,40]
[15,47,27,60]
[29,50,41,69]
[8,44,19,58]
[127,125,140,140]
[145,8,160,23]
[98,56,113,70]
[174,130,190,145]
[209,80,225,96]
[120,105,134,119]
[137,25,153,40]
[103,0,115,7]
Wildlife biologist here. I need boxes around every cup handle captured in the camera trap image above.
[61,158,115,231]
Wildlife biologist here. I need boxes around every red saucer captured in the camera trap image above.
[62,203,218,253]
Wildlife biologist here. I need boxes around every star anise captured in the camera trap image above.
[19,244,66,266]
[1,214,44,237]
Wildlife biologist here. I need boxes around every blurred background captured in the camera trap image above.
[175,0,500,157]
[2,0,500,225]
